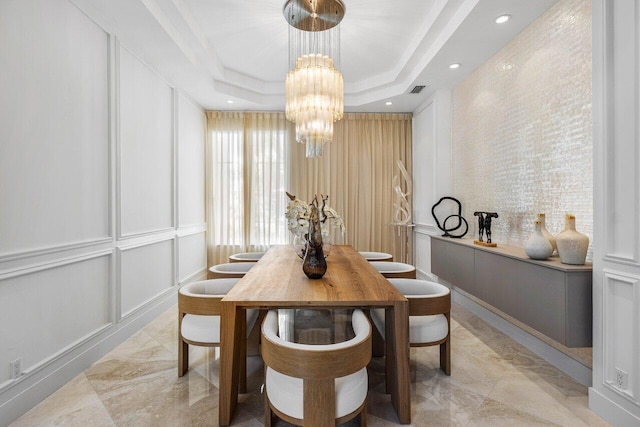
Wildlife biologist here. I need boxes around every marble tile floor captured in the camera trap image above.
[12,304,610,427]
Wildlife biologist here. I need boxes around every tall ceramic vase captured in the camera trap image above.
[556,214,589,265]
[537,213,557,255]
[302,203,327,279]
[525,220,553,260]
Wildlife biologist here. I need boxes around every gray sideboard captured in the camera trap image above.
[431,236,592,347]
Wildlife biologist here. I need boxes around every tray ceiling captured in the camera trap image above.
[70,0,558,112]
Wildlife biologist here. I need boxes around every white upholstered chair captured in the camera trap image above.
[208,262,255,279]
[261,309,372,427]
[370,261,416,279]
[359,251,393,262]
[178,279,259,391]
[229,251,265,263]
[370,278,451,379]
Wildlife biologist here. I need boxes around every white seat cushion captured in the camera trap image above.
[208,262,255,274]
[359,251,392,261]
[371,309,448,344]
[229,252,265,261]
[181,310,259,344]
[182,314,221,344]
[266,367,368,420]
[370,261,415,274]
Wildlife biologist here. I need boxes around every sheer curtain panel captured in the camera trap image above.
[206,112,291,267]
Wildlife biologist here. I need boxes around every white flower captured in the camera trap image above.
[285,194,345,238]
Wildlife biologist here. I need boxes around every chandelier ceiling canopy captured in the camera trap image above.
[284,0,345,158]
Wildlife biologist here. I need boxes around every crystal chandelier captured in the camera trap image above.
[284,0,345,158]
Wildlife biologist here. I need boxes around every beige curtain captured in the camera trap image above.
[206,111,412,267]
[289,113,412,257]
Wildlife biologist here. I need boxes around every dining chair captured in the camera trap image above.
[208,262,255,279]
[370,261,416,279]
[178,278,259,391]
[261,309,372,427]
[370,278,451,383]
[229,251,265,262]
[358,251,393,261]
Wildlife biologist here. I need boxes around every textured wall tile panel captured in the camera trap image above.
[452,0,592,258]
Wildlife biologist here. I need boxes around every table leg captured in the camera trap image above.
[219,302,243,426]
[385,302,411,424]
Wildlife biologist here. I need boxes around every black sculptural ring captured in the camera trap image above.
[443,214,468,238]
[431,196,469,239]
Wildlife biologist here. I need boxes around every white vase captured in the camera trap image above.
[556,214,589,265]
[537,213,557,255]
[525,220,553,260]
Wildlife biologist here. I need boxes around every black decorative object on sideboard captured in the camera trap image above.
[431,196,468,238]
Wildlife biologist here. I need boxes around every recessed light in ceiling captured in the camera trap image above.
[226,100,234,104]
[385,101,393,106]
[449,63,461,69]
[495,14,511,24]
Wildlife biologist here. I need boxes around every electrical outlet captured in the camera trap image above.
[615,368,628,390]
[10,358,22,380]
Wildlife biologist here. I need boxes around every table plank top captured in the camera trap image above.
[222,245,406,306]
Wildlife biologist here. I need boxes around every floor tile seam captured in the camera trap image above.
[82,372,117,426]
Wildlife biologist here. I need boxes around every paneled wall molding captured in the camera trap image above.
[116,43,176,240]
[118,227,177,241]
[0,237,113,264]
[119,286,177,321]
[600,0,640,265]
[179,267,208,286]
[603,255,640,268]
[177,223,207,237]
[0,249,114,281]
[602,269,640,404]
[414,223,438,235]
[591,0,640,424]
[115,232,176,252]
[0,322,112,394]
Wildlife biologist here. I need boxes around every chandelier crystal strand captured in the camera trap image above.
[284,0,344,158]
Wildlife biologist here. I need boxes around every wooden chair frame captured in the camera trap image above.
[261,309,372,427]
[374,284,451,394]
[178,287,250,392]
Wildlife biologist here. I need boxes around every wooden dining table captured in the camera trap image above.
[218,244,411,425]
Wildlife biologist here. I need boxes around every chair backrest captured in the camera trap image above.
[209,262,255,279]
[388,278,451,316]
[229,251,265,262]
[371,261,416,279]
[178,278,240,316]
[261,309,371,380]
[359,251,393,261]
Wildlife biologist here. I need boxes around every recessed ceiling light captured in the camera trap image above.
[226,100,234,104]
[449,63,461,69]
[385,101,393,106]
[495,14,511,24]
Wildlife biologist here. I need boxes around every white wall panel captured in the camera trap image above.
[119,239,174,318]
[603,1,640,265]
[0,0,110,256]
[0,254,111,385]
[178,232,206,282]
[119,46,174,238]
[591,0,640,424]
[412,90,452,277]
[178,94,205,227]
[603,271,640,404]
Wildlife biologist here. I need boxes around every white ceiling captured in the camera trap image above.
[71,0,558,113]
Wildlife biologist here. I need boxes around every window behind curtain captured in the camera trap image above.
[206,112,290,266]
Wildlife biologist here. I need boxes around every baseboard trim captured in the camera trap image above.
[452,289,593,387]
[589,387,640,426]
[0,287,178,426]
